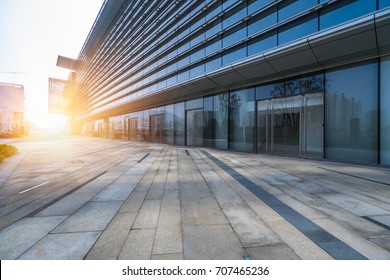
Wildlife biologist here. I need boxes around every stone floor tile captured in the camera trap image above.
[18,232,101,260]
[246,244,300,260]
[183,224,246,260]
[118,228,155,260]
[0,216,67,259]
[132,199,161,229]
[52,201,123,233]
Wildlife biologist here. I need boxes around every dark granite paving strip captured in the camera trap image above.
[137,153,150,163]
[318,167,390,187]
[26,171,107,218]
[361,216,390,231]
[202,150,367,260]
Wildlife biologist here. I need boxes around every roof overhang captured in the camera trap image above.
[79,7,390,122]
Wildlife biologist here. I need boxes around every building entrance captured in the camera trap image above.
[150,114,165,143]
[186,108,203,146]
[128,118,138,141]
[257,92,323,159]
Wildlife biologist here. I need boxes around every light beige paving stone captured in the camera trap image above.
[181,196,228,226]
[152,209,182,255]
[318,193,390,216]
[223,208,282,247]
[0,216,68,259]
[86,212,137,260]
[246,244,300,260]
[132,199,161,229]
[145,182,165,200]
[275,194,328,220]
[267,220,333,260]
[92,183,136,201]
[52,201,123,233]
[119,191,147,213]
[183,224,246,260]
[18,231,101,260]
[368,237,390,251]
[367,215,390,227]
[36,193,94,216]
[118,228,155,259]
[151,253,184,260]
[313,217,390,259]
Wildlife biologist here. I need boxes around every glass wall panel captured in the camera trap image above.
[205,56,222,72]
[278,13,318,45]
[150,114,165,143]
[141,110,150,142]
[248,31,277,56]
[223,2,247,28]
[381,56,390,165]
[213,93,229,149]
[325,61,378,164]
[380,0,390,9]
[186,109,204,146]
[285,73,324,95]
[222,44,247,65]
[320,0,376,30]
[256,83,275,100]
[223,24,247,47]
[165,104,174,144]
[174,102,185,145]
[186,98,203,110]
[203,96,214,147]
[248,7,277,36]
[278,0,318,22]
[248,0,274,14]
[229,88,255,152]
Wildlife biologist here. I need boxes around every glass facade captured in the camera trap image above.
[381,56,390,165]
[325,61,378,164]
[74,0,390,166]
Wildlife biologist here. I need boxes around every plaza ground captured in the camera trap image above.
[0,136,389,260]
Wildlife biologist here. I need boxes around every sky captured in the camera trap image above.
[0,0,105,128]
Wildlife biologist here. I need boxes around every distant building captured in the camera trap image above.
[57,0,390,166]
[0,82,25,136]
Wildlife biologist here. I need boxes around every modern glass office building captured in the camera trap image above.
[64,0,390,166]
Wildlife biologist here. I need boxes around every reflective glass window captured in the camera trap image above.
[203,96,214,147]
[320,0,376,30]
[256,83,277,100]
[381,56,390,165]
[222,44,247,65]
[174,102,185,145]
[248,7,277,36]
[278,13,318,45]
[223,24,247,47]
[206,0,222,21]
[190,63,205,78]
[248,0,274,14]
[285,73,324,95]
[325,61,378,164]
[206,19,222,38]
[229,88,255,152]
[178,69,190,82]
[186,98,203,110]
[205,56,222,72]
[380,0,390,9]
[248,31,277,56]
[165,104,174,144]
[278,0,318,22]
[223,2,247,28]
[206,36,222,56]
[223,0,238,10]
[213,93,229,149]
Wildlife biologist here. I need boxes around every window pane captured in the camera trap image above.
[174,102,185,145]
[285,73,324,95]
[248,0,274,14]
[248,31,277,56]
[248,7,277,36]
[320,0,376,30]
[223,24,247,47]
[223,2,247,28]
[205,56,222,72]
[278,13,318,45]
[278,0,318,22]
[222,44,247,65]
[381,56,390,165]
[229,88,255,152]
[165,104,174,144]
[325,61,378,164]
[213,93,229,149]
[203,96,214,147]
[379,0,390,9]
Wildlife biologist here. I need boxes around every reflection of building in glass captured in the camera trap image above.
[0,82,25,136]
[56,1,390,166]
[48,77,72,116]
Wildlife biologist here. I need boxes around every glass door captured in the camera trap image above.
[186,108,203,146]
[256,92,323,159]
[128,118,138,141]
[150,114,165,144]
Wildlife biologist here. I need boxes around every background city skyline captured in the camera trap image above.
[0,0,104,129]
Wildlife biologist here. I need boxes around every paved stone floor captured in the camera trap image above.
[0,136,390,260]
